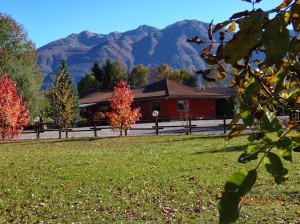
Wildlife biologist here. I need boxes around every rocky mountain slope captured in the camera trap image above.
[37,19,232,85]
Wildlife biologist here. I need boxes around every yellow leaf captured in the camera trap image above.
[217,65,227,80]
[226,21,236,32]
[227,124,248,140]
[291,2,300,31]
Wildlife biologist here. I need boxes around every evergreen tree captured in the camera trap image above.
[77,73,100,96]
[57,59,80,122]
[90,59,127,90]
[47,60,78,138]
[91,61,102,86]
[100,59,114,90]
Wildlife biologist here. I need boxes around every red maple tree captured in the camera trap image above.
[106,80,141,136]
[0,74,30,139]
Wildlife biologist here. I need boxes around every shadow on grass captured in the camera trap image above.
[282,191,300,199]
[162,134,228,143]
[193,144,248,155]
[0,136,102,146]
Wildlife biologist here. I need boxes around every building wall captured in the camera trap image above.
[136,98,216,121]
[166,98,216,119]
[80,98,217,121]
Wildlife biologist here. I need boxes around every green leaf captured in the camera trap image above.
[289,36,300,54]
[225,169,248,192]
[228,113,241,129]
[247,132,265,142]
[277,137,293,161]
[274,68,289,94]
[225,169,257,195]
[218,169,257,223]
[260,111,283,137]
[264,152,289,184]
[262,14,290,66]
[227,123,248,140]
[244,79,260,105]
[238,151,259,163]
[239,169,257,196]
[241,109,254,126]
[246,144,257,153]
[218,192,240,224]
[223,12,266,64]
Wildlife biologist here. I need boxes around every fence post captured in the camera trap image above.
[66,130,68,139]
[35,122,40,139]
[155,118,159,135]
[189,115,192,134]
[223,114,227,134]
[58,126,62,139]
[93,121,97,137]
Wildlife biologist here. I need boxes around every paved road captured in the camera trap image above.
[19,116,289,140]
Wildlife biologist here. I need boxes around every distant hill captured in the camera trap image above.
[37,19,233,86]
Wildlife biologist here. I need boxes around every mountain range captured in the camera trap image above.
[37,19,233,85]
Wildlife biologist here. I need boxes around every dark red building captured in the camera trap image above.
[79,79,237,121]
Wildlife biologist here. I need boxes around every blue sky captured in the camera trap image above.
[2,0,283,48]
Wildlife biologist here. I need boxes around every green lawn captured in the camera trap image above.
[0,134,299,223]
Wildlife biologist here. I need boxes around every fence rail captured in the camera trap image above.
[21,116,240,139]
[19,114,295,140]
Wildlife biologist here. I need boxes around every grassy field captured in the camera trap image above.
[0,134,299,223]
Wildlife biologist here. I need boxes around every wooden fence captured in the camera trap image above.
[22,115,235,139]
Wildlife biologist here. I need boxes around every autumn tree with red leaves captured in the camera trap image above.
[0,74,29,140]
[106,80,141,136]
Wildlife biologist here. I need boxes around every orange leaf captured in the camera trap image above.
[201,44,213,56]
[187,36,206,45]
[276,0,293,10]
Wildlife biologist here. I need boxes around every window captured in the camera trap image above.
[151,101,162,112]
[177,100,189,111]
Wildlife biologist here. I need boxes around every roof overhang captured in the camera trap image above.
[79,103,98,108]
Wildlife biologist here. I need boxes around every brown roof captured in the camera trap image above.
[79,79,236,105]
[79,91,112,105]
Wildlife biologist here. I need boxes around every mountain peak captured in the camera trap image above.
[136,24,158,32]
[37,19,227,86]
[79,30,96,38]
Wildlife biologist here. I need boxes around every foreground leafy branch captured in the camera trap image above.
[188,0,300,223]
